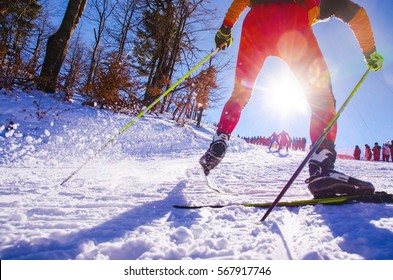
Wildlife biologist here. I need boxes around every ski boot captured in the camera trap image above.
[307,171,375,198]
[306,140,375,198]
[199,132,229,176]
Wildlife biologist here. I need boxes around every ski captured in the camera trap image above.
[200,166,221,193]
[173,191,393,209]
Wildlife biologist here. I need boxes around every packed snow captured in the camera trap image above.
[1,88,393,260]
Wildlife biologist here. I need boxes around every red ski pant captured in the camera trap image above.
[217,4,337,144]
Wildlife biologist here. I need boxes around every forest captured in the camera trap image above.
[0,0,227,123]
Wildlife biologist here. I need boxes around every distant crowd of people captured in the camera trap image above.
[353,141,393,162]
[242,132,393,163]
[241,130,307,152]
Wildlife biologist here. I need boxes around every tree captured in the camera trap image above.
[60,31,88,100]
[85,0,142,108]
[37,0,87,93]
[134,0,186,106]
[0,0,41,87]
[172,65,218,123]
[24,1,54,86]
[91,51,135,110]
[84,0,118,96]
[133,0,220,115]
[111,0,142,65]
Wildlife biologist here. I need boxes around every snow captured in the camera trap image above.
[1,88,393,260]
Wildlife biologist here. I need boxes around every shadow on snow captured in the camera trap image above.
[0,181,194,260]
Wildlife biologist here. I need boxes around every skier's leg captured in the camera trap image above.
[200,7,269,174]
[285,28,373,197]
[284,31,337,146]
[216,26,269,134]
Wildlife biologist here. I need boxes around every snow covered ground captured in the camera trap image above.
[1,88,393,261]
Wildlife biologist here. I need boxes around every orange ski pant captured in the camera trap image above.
[217,3,337,144]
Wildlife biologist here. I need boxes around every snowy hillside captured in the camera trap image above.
[1,88,393,260]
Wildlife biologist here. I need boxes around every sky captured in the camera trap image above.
[48,0,393,155]
[203,0,393,155]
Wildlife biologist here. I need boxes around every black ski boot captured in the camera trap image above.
[306,140,375,198]
[199,132,230,176]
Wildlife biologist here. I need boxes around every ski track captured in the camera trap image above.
[2,150,393,260]
[1,90,393,260]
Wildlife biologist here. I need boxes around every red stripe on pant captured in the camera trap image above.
[217,3,337,143]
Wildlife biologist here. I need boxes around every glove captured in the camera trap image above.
[215,25,233,50]
[364,50,383,71]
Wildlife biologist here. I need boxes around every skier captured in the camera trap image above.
[353,145,361,160]
[301,137,307,151]
[391,140,393,162]
[365,144,372,161]
[372,142,381,161]
[199,0,383,198]
[268,132,279,151]
[292,137,298,150]
[278,130,291,153]
[382,143,390,162]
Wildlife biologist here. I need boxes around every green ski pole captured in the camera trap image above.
[260,67,371,222]
[60,47,221,186]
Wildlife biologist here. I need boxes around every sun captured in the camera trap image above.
[268,73,308,115]
[255,60,309,119]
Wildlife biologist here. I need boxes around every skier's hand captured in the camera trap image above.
[364,50,383,71]
[215,25,232,50]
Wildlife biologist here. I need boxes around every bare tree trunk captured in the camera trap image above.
[172,96,185,120]
[196,106,204,127]
[63,31,85,100]
[85,0,117,96]
[159,8,187,114]
[115,0,138,65]
[37,0,87,93]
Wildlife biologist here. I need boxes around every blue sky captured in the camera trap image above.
[204,0,393,154]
